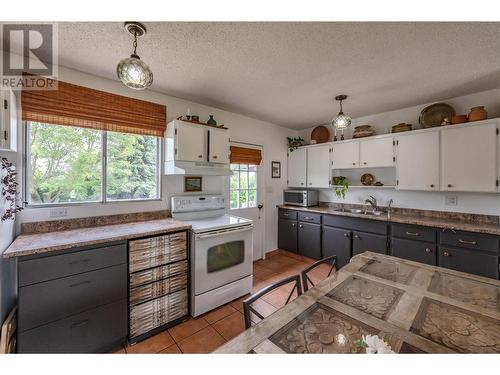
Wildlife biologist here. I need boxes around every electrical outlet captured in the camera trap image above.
[445,195,458,206]
[49,207,67,218]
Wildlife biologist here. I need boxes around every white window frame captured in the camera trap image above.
[24,121,162,207]
[230,163,257,210]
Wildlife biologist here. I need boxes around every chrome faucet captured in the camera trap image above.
[387,198,394,219]
[364,195,377,211]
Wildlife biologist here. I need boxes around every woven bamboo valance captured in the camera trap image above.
[22,76,167,137]
[230,146,262,165]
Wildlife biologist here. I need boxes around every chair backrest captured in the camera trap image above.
[301,255,337,292]
[242,274,302,329]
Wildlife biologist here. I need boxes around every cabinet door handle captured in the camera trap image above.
[363,162,367,165]
[425,248,432,253]
[352,162,356,166]
[304,216,314,220]
[69,258,91,265]
[447,184,452,188]
[291,223,296,227]
[354,234,360,239]
[299,224,303,228]
[70,319,89,329]
[198,154,203,158]
[69,280,91,288]
[300,182,304,185]
[213,155,218,159]
[458,239,477,245]
[442,251,451,257]
[405,231,420,236]
[343,233,349,237]
[430,184,435,188]
[283,213,290,216]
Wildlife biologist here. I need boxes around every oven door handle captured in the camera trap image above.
[195,225,254,239]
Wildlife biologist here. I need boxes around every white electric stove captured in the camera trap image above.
[171,195,254,316]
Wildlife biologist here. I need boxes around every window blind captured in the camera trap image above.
[22,76,167,137]
[230,146,262,165]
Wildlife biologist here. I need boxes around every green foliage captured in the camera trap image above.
[29,122,158,204]
[333,176,349,199]
[287,136,304,152]
[355,339,368,348]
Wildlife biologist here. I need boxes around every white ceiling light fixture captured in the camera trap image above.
[117,22,153,90]
[332,94,351,130]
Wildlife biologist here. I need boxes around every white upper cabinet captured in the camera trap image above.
[396,131,439,191]
[307,145,331,188]
[174,122,206,162]
[208,128,230,164]
[332,141,359,169]
[441,122,498,192]
[287,147,307,188]
[0,88,18,152]
[359,137,394,168]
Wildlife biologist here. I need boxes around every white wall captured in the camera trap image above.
[299,88,500,215]
[13,65,298,254]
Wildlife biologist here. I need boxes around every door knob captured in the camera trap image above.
[258,204,263,210]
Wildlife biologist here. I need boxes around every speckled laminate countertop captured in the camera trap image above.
[3,218,191,259]
[277,205,500,236]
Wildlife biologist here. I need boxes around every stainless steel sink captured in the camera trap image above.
[334,208,385,216]
[364,210,385,216]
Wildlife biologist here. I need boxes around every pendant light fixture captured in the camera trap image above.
[332,94,351,130]
[117,22,153,90]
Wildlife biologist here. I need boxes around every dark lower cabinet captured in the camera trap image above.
[391,238,436,266]
[352,231,388,256]
[278,219,298,253]
[438,246,499,279]
[322,226,351,269]
[298,222,321,260]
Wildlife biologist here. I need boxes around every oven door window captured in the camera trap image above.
[207,240,245,273]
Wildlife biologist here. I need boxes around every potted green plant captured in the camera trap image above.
[287,136,305,152]
[332,176,349,199]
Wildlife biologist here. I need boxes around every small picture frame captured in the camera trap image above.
[184,176,202,192]
[271,161,281,179]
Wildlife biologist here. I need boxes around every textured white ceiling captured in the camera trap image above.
[9,22,500,129]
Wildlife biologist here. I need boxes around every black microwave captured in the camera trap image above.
[283,190,318,207]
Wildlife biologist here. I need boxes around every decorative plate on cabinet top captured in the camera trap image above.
[419,103,455,128]
[311,125,330,144]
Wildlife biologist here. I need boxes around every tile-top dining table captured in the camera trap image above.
[215,251,500,354]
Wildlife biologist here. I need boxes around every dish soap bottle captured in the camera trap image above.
[207,115,217,125]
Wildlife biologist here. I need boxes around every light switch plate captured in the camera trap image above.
[445,195,458,206]
[49,207,67,218]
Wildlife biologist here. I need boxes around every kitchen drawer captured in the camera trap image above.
[391,238,436,266]
[391,223,437,243]
[439,230,499,253]
[438,246,499,279]
[18,242,126,287]
[130,273,188,306]
[298,211,322,224]
[129,232,187,273]
[278,209,298,220]
[352,231,388,256]
[19,263,127,332]
[17,299,127,353]
[130,289,188,339]
[323,215,388,235]
[130,259,188,289]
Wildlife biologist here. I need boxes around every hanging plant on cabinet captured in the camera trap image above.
[1,157,25,221]
[287,136,305,152]
[332,176,349,199]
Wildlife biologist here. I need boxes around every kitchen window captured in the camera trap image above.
[230,163,257,209]
[26,121,161,205]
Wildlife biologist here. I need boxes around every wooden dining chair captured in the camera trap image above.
[301,255,338,292]
[243,275,302,329]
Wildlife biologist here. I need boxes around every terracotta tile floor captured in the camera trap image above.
[115,250,319,354]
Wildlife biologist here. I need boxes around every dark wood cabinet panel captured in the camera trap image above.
[278,219,298,253]
[391,223,437,243]
[438,246,499,279]
[322,226,351,269]
[352,231,388,256]
[298,222,321,260]
[391,238,436,266]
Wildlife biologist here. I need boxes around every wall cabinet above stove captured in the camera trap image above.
[165,120,231,175]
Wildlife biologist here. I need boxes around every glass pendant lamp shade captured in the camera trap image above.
[332,94,351,130]
[117,55,153,90]
[117,22,153,90]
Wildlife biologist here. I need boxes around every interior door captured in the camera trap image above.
[332,141,359,169]
[209,128,230,164]
[287,147,307,187]
[441,122,497,192]
[396,131,440,191]
[307,145,331,188]
[229,145,265,261]
[175,123,206,162]
[359,137,394,168]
